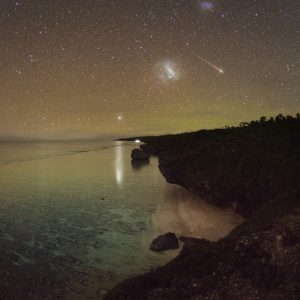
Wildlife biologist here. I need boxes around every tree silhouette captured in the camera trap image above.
[259,116,267,124]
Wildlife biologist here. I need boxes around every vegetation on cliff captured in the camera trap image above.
[106,115,300,299]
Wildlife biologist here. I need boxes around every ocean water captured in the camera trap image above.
[0,141,242,298]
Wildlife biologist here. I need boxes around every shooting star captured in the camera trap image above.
[192,52,224,74]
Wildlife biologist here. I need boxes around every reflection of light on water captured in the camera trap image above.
[114,142,124,186]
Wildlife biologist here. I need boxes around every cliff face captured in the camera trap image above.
[105,213,300,300]
[106,120,300,300]
[141,123,300,218]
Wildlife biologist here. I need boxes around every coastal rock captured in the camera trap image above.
[150,233,179,252]
[105,117,300,300]
[179,236,209,246]
[105,214,300,300]
[140,144,157,155]
[131,159,149,170]
[131,149,150,161]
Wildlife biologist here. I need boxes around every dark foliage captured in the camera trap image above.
[107,114,300,300]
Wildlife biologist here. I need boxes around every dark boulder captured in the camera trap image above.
[150,233,179,252]
[131,149,150,160]
[131,160,149,171]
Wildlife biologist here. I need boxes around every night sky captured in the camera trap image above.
[1,0,299,140]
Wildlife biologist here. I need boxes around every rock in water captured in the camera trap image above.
[150,233,179,252]
[131,148,150,160]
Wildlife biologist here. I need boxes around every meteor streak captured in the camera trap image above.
[192,52,224,74]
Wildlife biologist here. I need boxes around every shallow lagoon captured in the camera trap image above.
[0,141,242,298]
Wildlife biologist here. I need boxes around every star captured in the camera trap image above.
[0,0,297,139]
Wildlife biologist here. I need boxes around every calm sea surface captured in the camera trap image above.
[0,141,242,298]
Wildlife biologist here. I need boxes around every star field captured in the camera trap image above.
[0,0,299,139]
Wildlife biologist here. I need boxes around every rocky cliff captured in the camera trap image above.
[107,117,300,300]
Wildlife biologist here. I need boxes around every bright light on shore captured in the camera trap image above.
[135,139,141,143]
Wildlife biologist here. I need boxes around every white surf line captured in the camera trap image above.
[0,143,133,167]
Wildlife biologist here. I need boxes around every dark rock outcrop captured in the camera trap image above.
[131,148,150,160]
[150,233,179,252]
[145,122,300,218]
[106,117,300,300]
[140,143,157,155]
[179,236,209,247]
[105,214,300,300]
[131,159,149,170]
